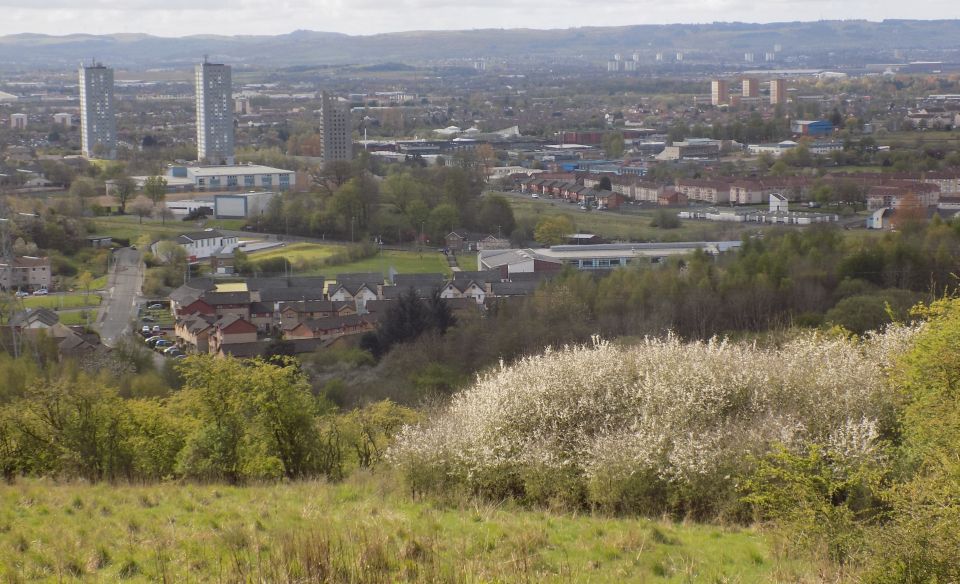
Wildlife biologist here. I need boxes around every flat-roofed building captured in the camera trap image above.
[168,164,294,192]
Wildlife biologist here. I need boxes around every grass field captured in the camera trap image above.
[504,195,758,242]
[0,475,816,583]
[20,294,101,310]
[322,249,450,277]
[249,244,451,278]
[57,309,99,327]
[248,242,344,264]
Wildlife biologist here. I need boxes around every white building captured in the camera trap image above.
[152,229,239,262]
[196,60,234,165]
[770,193,789,213]
[9,113,27,129]
[53,113,72,126]
[214,192,277,219]
[79,63,116,159]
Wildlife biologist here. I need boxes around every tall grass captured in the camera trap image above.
[0,473,816,582]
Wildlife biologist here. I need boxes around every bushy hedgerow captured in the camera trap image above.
[390,328,918,520]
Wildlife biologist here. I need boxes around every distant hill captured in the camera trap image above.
[1,20,959,70]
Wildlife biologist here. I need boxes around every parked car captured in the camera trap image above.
[145,336,164,347]
[531,194,539,199]
[141,325,151,335]
[163,346,182,356]
[147,303,164,310]
[32,289,48,296]
[141,316,156,323]
[130,245,137,250]
[15,290,29,298]
[151,325,161,334]
[154,340,173,350]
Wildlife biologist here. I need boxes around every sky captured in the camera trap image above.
[1,0,959,37]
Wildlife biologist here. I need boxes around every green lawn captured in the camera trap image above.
[57,309,99,326]
[505,195,758,242]
[0,475,815,582]
[89,216,186,243]
[88,275,109,290]
[20,294,101,310]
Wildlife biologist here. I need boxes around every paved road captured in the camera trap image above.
[96,247,143,348]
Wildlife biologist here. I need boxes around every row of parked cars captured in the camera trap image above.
[143,334,186,358]
[15,288,48,297]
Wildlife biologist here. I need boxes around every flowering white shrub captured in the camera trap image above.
[391,327,920,516]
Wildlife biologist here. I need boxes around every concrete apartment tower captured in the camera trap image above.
[195,59,234,165]
[319,91,352,164]
[79,62,116,159]
[770,78,787,105]
[742,78,760,98]
[711,80,729,106]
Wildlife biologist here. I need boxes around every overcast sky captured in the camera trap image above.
[2,0,959,37]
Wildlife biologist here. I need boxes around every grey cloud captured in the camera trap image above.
[1,0,958,36]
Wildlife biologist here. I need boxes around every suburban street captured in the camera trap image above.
[96,247,143,348]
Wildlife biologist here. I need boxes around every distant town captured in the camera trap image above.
[3,23,960,364]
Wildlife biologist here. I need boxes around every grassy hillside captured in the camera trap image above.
[0,475,815,582]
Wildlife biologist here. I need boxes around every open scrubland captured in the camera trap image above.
[1,298,959,581]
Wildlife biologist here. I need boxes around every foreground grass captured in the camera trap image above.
[0,474,814,583]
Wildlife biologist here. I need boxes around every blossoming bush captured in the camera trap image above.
[391,328,919,519]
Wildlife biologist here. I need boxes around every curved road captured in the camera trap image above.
[96,247,143,348]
